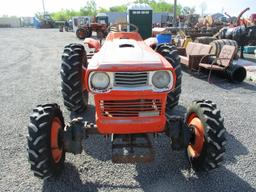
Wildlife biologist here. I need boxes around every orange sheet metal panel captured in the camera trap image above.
[94,91,167,134]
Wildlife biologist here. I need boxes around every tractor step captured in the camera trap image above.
[111,134,154,164]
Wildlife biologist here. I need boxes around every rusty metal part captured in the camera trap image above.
[225,12,232,20]
[237,8,250,26]
[111,134,155,163]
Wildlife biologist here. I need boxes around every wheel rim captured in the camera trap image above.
[51,117,63,163]
[79,30,85,38]
[187,113,205,158]
[82,70,86,91]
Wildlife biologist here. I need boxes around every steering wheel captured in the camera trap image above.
[108,22,139,33]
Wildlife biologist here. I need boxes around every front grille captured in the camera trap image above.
[100,99,162,117]
[114,72,148,87]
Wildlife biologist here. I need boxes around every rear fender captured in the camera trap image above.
[84,38,100,52]
[144,37,157,49]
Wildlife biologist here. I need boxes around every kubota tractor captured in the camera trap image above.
[27,23,226,179]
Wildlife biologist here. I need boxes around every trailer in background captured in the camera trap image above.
[0,17,21,28]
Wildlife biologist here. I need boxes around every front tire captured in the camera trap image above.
[27,104,65,179]
[156,44,182,110]
[61,43,88,112]
[76,28,91,39]
[186,100,226,171]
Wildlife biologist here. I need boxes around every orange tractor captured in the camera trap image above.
[27,23,226,179]
[76,13,109,40]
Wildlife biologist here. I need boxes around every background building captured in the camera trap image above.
[0,17,21,28]
[105,12,127,24]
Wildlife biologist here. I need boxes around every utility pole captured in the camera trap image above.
[200,2,207,17]
[42,0,46,15]
[173,0,177,27]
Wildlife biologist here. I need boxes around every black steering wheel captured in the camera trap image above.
[108,22,139,33]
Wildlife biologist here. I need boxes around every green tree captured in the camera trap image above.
[50,0,185,21]
[134,0,182,14]
[181,6,196,15]
[109,5,127,12]
[98,7,109,13]
[51,9,80,20]
[80,0,97,16]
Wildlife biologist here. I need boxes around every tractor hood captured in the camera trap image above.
[87,38,171,71]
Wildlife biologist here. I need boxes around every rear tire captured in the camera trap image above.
[27,104,65,179]
[61,43,88,112]
[186,100,226,171]
[156,43,182,110]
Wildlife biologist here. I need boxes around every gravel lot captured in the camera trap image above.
[0,28,256,192]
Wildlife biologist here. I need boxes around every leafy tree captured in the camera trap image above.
[134,0,182,14]
[51,9,80,20]
[98,7,109,13]
[181,6,196,15]
[50,0,186,20]
[109,5,127,12]
[80,0,97,16]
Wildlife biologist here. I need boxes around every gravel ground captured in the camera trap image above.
[0,28,256,192]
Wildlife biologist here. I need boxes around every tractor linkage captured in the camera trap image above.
[63,116,194,163]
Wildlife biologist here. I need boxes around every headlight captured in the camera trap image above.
[90,72,110,90]
[151,71,172,89]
